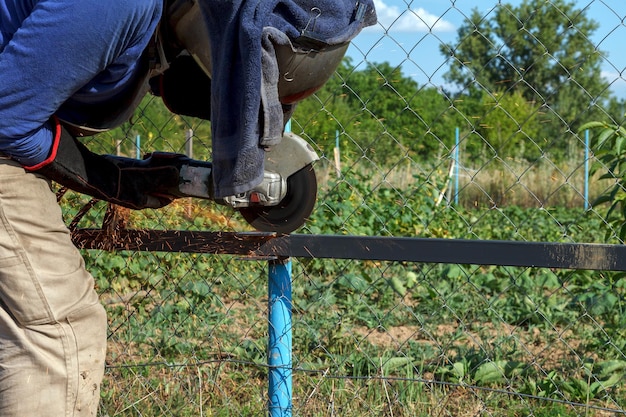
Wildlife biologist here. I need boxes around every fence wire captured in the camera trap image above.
[65,1,626,415]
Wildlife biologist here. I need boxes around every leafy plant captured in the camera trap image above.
[580,120,626,240]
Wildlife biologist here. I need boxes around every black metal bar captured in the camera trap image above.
[72,229,626,271]
[259,235,626,271]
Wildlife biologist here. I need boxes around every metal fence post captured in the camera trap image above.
[454,127,460,205]
[268,258,293,417]
[584,129,590,210]
[135,134,141,159]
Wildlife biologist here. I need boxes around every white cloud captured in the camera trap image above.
[602,70,626,99]
[602,70,626,83]
[367,0,456,33]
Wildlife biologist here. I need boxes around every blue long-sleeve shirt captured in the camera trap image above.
[0,0,161,165]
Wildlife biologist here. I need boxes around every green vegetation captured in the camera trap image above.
[61,1,626,415]
[581,120,626,240]
[442,0,609,121]
[64,172,626,416]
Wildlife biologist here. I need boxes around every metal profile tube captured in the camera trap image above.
[267,258,293,417]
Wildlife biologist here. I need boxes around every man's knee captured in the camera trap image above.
[68,302,108,416]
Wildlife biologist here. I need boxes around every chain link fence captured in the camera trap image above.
[65,0,626,415]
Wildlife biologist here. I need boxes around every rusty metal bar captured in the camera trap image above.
[71,229,275,255]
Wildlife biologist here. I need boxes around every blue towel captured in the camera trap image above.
[199,0,377,198]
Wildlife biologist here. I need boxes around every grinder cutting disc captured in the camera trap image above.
[239,164,317,233]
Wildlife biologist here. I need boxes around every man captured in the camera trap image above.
[0,0,173,415]
[0,0,376,415]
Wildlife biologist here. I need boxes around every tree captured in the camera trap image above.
[441,0,610,140]
[294,59,457,166]
[473,89,545,161]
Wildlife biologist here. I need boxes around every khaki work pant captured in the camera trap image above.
[0,159,107,416]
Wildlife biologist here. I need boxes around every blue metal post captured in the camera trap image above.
[584,129,590,211]
[268,258,293,417]
[135,134,141,159]
[454,127,460,205]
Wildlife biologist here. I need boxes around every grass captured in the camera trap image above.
[90,251,626,416]
[316,154,608,210]
[99,361,624,416]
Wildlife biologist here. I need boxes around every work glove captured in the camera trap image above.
[23,117,181,210]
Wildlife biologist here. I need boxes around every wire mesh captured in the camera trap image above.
[66,1,626,415]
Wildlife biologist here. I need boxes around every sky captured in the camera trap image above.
[347,0,626,98]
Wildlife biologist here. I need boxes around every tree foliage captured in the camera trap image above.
[293,59,457,166]
[470,89,546,161]
[441,0,611,146]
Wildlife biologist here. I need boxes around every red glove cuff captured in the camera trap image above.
[23,116,62,172]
